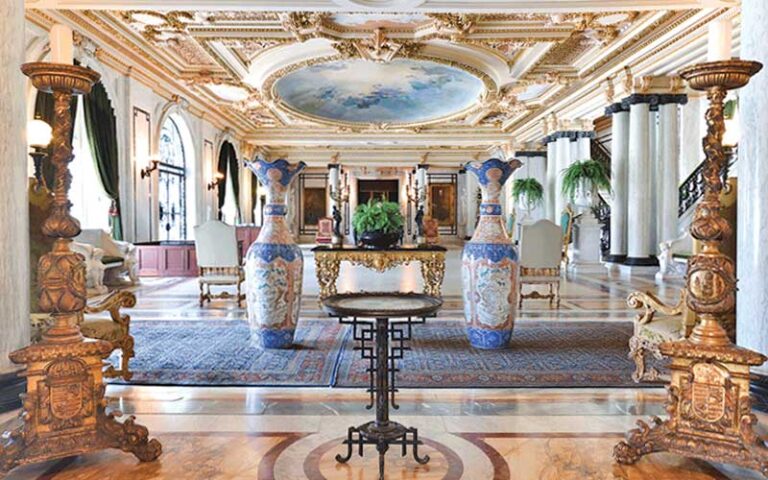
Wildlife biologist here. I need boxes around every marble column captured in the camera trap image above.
[576,133,592,161]
[737,0,768,369]
[417,164,429,221]
[0,0,31,408]
[465,165,479,239]
[545,138,557,221]
[457,168,466,239]
[625,99,657,265]
[606,104,629,263]
[648,109,659,252]
[657,100,684,245]
[555,134,572,225]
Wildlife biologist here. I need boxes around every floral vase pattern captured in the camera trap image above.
[462,157,522,349]
[244,158,306,349]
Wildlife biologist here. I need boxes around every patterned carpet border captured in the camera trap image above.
[111,318,655,388]
[334,320,652,388]
[109,319,348,387]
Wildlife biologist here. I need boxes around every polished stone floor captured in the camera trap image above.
[3,248,764,479]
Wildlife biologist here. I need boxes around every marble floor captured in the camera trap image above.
[3,248,764,479]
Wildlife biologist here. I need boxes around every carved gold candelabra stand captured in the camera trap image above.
[0,62,161,476]
[614,59,768,476]
[330,186,349,247]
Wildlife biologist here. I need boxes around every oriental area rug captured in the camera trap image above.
[110,318,653,388]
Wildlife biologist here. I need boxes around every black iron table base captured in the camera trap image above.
[335,317,429,479]
[321,293,442,480]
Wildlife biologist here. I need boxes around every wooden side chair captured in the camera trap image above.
[518,220,563,309]
[194,220,245,307]
[560,205,575,267]
[31,290,138,381]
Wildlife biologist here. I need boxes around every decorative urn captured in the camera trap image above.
[244,158,306,349]
[462,158,522,349]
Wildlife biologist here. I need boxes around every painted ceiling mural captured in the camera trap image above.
[275,59,484,125]
[48,7,698,146]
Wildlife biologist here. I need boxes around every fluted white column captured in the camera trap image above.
[608,107,630,262]
[626,101,656,265]
[0,0,30,400]
[457,169,466,239]
[576,134,592,161]
[658,102,681,245]
[738,0,768,367]
[465,165,479,238]
[545,139,557,221]
[649,109,659,252]
[555,135,571,225]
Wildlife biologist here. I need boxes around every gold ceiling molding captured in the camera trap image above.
[55,10,256,135]
[332,29,423,62]
[510,8,720,141]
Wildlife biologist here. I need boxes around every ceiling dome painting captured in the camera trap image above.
[274,59,485,125]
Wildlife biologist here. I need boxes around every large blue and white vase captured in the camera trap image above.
[462,158,522,349]
[244,158,306,349]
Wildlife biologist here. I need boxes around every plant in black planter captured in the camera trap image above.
[352,199,404,249]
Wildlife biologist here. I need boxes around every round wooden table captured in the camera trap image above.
[321,292,442,480]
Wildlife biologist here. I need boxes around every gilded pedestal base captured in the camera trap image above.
[614,341,768,476]
[0,340,161,476]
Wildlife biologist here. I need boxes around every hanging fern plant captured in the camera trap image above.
[561,159,611,203]
[511,178,544,212]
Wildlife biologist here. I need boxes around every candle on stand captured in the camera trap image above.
[49,24,74,65]
[329,165,340,193]
[707,18,732,62]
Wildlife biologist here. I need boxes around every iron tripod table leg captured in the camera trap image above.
[335,316,430,480]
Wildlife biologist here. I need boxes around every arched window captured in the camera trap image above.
[158,117,187,240]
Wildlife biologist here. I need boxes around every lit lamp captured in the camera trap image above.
[207,172,225,191]
[27,117,52,189]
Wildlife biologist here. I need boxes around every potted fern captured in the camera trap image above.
[561,159,611,208]
[512,178,544,219]
[352,199,404,249]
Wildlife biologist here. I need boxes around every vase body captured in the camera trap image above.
[244,159,306,349]
[462,158,522,349]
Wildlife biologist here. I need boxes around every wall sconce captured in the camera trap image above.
[140,159,159,179]
[207,172,225,191]
[27,118,53,189]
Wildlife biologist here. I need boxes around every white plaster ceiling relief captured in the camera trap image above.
[331,0,427,10]
[206,83,249,102]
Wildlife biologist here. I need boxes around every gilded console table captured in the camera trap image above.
[312,245,446,299]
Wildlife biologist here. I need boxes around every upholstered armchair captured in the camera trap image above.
[74,229,138,288]
[71,242,109,295]
[560,205,575,267]
[194,220,245,307]
[31,290,137,380]
[657,231,692,282]
[627,289,693,382]
[518,220,563,308]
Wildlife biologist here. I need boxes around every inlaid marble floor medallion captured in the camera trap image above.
[272,430,491,479]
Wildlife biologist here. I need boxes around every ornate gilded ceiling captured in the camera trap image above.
[97,9,644,133]
[24,3,736,162]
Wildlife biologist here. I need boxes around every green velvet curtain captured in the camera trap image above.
[83,82,123,240]
[217,141,241,222]
[33,91,78,190]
